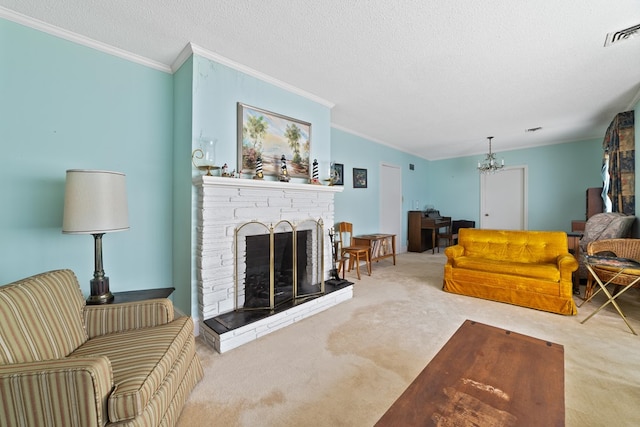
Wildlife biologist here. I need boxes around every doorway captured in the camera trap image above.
[380,163,402,247]
[480,166,527,230]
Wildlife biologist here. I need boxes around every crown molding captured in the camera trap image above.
[0,6,172,73]
[330,123,422,158]
[627,85,640,110]
[176,43,335,109]
[2,8,335,109]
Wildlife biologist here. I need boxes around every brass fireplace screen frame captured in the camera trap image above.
[234,218,325,311]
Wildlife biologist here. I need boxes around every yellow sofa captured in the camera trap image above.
[0,269,203,426]
[443,229,578,315]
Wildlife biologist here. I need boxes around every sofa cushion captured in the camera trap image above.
[458,228,568,264]
[453,256,561,282]
[71,315,194,423]
[0,269,88,365]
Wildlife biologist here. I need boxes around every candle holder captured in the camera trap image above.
[191,138,219,176]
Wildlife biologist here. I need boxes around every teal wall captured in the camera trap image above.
[190,55,332,175]
[332,128,605,242]
[1,20,176,301]
[172,58,195,316]
[330,128,429,247]
[428,138,603,231]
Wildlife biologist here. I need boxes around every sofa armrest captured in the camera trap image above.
[84,298,175,338]
[444,244,464,262]
[557,254,579,279]
[0,356,113,427]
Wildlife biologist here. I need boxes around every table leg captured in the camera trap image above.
[431,229,436,254]
[391,235,396,265]
[580,265,639,335]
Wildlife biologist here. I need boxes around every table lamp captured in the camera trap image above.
[62,169,129,304]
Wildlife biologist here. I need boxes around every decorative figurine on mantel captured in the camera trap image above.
[221,163,231,177]
[254,156,264,180]
[279,154,290,182]
[310,159,321,185]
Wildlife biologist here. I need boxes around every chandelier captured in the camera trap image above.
[477,136,504,174]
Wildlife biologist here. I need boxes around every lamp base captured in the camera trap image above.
[87,276,114,304]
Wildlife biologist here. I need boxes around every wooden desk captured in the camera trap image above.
[353,234,396,265]
[408,211,451,253]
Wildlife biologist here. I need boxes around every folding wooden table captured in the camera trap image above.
[579,255,640,335]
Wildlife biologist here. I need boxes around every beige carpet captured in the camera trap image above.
[177,252,640,426]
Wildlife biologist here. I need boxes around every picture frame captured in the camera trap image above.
[353,168,367,188]
[332,163,344,185]
[238,102,311,179]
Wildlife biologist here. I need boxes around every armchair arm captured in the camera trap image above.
[84,298,175,339]
[557,254,579,280]
[444,244,464,263]
[0,356,113,427]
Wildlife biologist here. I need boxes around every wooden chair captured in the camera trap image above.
[451,220,476,245]
[435,225,453,252]
[336,222,371,280]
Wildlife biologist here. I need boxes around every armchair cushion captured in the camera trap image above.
[84,298,174,338]
[72,316,195,422]
[0,269,87,365]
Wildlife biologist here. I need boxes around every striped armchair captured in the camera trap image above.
[0,269,203,426]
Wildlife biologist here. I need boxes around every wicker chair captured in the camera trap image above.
[576,213,635,289]
[585,238,640,300]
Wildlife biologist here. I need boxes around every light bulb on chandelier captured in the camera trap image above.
[477,136,505,174]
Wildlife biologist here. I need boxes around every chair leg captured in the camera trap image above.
[365,251,371,276]
[354,253,361,280]
[337,257,346,279]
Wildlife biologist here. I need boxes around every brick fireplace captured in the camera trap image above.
[193,175,353,353]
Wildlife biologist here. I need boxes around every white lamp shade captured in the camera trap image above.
[62,169,129,234]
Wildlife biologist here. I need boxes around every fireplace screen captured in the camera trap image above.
[235,219,324,311]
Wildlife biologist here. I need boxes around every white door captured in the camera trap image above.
[380,163,402,242]
[480,166,527,230]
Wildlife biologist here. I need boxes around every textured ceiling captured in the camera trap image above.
[2,0,640,160]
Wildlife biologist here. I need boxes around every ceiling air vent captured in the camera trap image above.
[604,23,640,47]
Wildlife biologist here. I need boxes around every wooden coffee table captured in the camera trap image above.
[375,320,564,426]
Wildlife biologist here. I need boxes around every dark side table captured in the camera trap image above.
[109,287,175,304]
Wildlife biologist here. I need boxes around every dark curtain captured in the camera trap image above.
[603,110,635,215]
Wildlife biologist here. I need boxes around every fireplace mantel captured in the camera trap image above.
[194,175,344,193]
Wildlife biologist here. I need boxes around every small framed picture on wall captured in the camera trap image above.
[332,163,344,185]
[353,168,367,188]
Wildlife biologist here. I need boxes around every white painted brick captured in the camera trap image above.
[218,297,235,314]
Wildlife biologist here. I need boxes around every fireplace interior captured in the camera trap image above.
[243,230,316,309]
